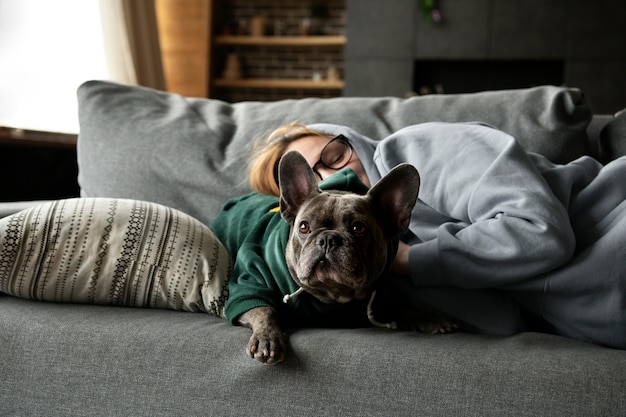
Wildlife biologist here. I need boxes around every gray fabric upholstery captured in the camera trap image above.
[1,297,624,417]
[586,114,613,159]
[2,81,625,416]
[600,108,626,162]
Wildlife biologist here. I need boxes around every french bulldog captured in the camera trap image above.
[238,151,456,364]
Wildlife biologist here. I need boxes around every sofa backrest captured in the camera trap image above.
[77,81,592,225]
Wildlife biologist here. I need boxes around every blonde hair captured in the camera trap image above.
[249,122,329,196]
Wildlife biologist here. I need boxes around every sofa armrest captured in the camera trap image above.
[0,200,50,219]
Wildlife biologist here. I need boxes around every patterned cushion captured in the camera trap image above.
[0,198,231,316]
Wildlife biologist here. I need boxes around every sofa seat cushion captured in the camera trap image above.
[0,198,231,316]
[1,297,625,416]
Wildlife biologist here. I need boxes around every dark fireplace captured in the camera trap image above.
[413,60,565,95]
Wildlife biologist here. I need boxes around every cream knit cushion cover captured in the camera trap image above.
[0,198,231,317]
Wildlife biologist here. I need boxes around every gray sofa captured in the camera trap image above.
[1,81,625,416]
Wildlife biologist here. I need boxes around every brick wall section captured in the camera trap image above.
[214,0,346,101]
[220,0,346,36]
[225,85,340,103]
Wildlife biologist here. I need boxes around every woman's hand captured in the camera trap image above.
[391,241,411,276]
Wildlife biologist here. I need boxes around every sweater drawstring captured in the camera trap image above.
[367,290,398,329]
[283,287,305,304]
[283,287,398,330]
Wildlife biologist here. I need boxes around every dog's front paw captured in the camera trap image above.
[239,307,288,365]
[247,328,287,365]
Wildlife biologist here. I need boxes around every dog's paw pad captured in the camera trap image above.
[247,333,287,365]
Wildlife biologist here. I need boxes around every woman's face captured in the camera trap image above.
[284,134,371,187]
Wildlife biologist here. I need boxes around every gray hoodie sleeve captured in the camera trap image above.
[374,123,575,289]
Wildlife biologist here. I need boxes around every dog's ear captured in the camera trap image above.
[367,163,420,236]
[278,151,321,224]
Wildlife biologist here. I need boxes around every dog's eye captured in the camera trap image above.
[351,221,367,236]
[299,221,311,234]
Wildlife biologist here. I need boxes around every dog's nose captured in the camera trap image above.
[316,233,342,252]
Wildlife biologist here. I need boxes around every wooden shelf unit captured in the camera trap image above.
[215,35,346,47]
[0,126,77,148]
[214,78,344,90]
[213,34,346,96]
[155,0,347,100]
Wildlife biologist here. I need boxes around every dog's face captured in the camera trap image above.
[278,151,420,304]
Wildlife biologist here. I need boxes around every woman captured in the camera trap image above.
[245,121,626,349]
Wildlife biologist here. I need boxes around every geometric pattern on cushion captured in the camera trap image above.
[0,198,231,317]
